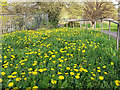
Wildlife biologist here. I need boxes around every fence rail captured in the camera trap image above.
[0,13,48,34]
[65,19,120,50]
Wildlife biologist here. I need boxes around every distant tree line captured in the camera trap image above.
[0,1,117,29]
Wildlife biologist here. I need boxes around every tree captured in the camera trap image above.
[63,2,83,19]
[83,1,117,28]
[34,2,64,28]
[1,1,65,28]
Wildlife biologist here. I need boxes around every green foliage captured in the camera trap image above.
[14,17,25,30]
[25,13,48,30]
[2,28,120,89]
[83,2,117,25]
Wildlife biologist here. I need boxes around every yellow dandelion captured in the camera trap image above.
[104,72,108,75]
[16,78,21,81]
[8,82,14,87]
[28,68,32,71]
[82,50,85,53]
[111,62,114,65]
[65,73,68,75]
[51,79,57,84]
[115,80,120,86]
[70,72,74,75]
[43,68,47,71]
[59,76,64,80]
[103,66,106,68]
[66,67,70,70]
[75,75,80,79]
[4,55,7,59]
[24,77,27,80]
[53,61,56,63]
[0,78,2,83]
[92,74,96,76]
[32,86,38,89]
[97,70,101,72]
[52,55,55,58]
[1,72,6,76]
[52,75,55,77]
[12,72,17,75]
[51,68,54,71]
[99,76,104,80]
[32,72,37,75]
[97,67,100,69]
[38,69,43,72]
[58,71,62,75]
[91,77,94,80]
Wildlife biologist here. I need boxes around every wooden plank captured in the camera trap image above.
[0,4,2,35]
[80,22,81,28]
[66,22,68,27]
[95,21,96,30]
[117,24,119,50]
[73,22,74,28]
[109,21,111,40]
[104,19,119,25]
[0,13,48,16]
[85,21,86,28]
[75,22,76,27]
[70,22,71,27]
[101,20,103,34]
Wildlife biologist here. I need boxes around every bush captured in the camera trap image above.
[25,13,42,30]
[14,17,25,30]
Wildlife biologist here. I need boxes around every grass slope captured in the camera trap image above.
[2,28,120,89]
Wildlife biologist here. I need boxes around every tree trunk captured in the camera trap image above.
[91,20,95,28]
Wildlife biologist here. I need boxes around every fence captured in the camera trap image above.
[0,13,48,34]
[65,19,120,50]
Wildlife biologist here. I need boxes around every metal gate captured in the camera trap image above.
[0,13,48,34]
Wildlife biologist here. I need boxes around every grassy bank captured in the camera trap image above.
[2,28,120,89]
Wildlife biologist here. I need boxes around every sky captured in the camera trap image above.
[112,0,118,8]
[112,0,118,4]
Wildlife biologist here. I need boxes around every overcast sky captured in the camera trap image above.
[112,0,118,4]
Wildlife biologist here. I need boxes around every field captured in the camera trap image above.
[1,28,120,89]
[96,22,117,32]
[69,22,117,32]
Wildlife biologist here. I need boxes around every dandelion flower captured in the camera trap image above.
[91,77,94,80]
[99,76,104,80]
[75,75,80,79]
[8,82,14,87]
[115,80,120,86]
[59,76,64,80]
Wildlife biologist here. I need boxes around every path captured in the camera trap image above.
[102,30,120,41]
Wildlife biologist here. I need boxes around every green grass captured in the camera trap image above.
[1,28,120,89]
[96,22,117,32]
[66,22,117,32]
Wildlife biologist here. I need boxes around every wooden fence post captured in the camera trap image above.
[109,21,111,40]
[95,21,96,30]
[85,21,86,28]
[101,19,103,34]
[80,22,81,28]
[117,24,119,50]
[69,22,71,27]
[73,22,74,28]
[66,22,68,27]
[0,15,3,35]
[24,13,26,29]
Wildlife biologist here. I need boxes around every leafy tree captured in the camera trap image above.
[83,1,117,28]
[63,2,83,19]
[34,2,64,28]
